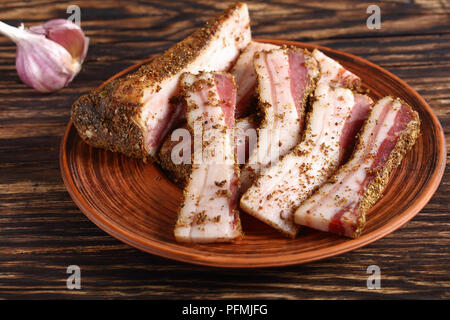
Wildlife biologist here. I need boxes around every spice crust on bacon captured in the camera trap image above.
[240,47,319,191]
[294,96,420,238]
[240,88,372,237]
[71,3,251,161]
[174,71,242,243]
[240,50,372,237]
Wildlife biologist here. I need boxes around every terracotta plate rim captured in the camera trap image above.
[60,39,446,268]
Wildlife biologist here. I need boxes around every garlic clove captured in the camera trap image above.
[15,33,78,93]
[0,20,89,93]
[29,19,89,63]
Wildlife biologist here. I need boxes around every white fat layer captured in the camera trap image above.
[240,83,355,236]
[241,49,302,191]
[231,41,279,105]
[294,97,402,236]
[140,4,251,156]
[175,72,239,243]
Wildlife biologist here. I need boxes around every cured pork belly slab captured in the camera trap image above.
[174,72,242,243]
[295,97,420,238]
[231,41,279,117]
[240,50,372,237]
[158,114,258,186]
[240,48,319,191]
[71,3,251,160]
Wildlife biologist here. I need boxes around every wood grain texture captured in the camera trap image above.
[0,0,449,299]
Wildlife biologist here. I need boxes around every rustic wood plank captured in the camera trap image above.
[0,0,448,299]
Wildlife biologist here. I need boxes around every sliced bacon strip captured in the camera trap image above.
[240,48,319,192]
[174,72,242,243]
[72,3,251,160]
[240,51,372,237]
[231,41,280,117]
[294,97,420,238]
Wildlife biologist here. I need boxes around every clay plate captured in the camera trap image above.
[60,40,446,268]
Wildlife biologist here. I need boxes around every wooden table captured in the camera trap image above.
[0,0,448,299]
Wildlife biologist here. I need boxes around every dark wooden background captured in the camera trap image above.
[0,0,448,299]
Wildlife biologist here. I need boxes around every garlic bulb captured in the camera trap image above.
[0,19,89,93]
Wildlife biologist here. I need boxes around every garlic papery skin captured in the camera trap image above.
[0,20,88,93]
